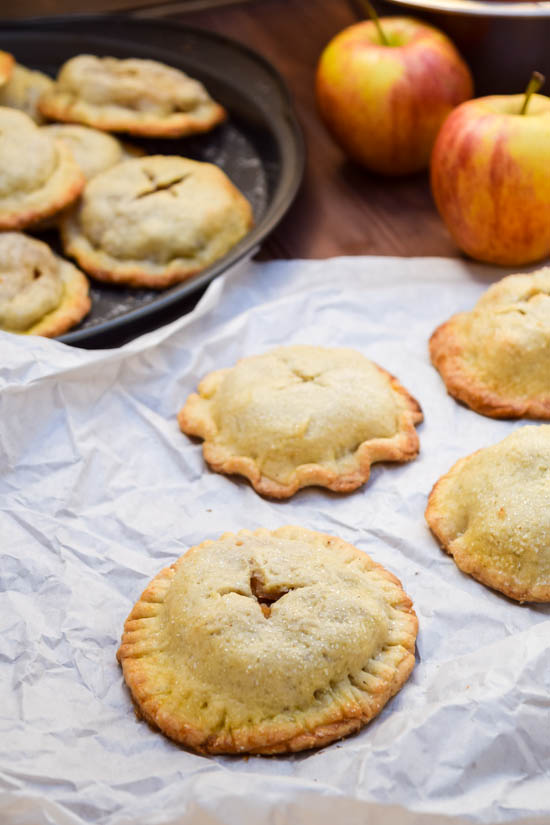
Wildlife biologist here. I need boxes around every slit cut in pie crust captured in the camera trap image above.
[0,232,90,337]
[117,526,418,754]
[178,345,423,498]
[61,155,253,288]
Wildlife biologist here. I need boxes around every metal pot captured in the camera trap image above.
[365,0,550,95]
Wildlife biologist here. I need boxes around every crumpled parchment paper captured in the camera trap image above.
[1,256,549,825]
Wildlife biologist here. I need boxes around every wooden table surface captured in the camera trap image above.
[3,0,461,263]
[157,0,460,260]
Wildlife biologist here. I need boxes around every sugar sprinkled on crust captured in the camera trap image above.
[118,526,418,754]
[430,267,550,419]
[179,345,422,498]
[426,425,550,602]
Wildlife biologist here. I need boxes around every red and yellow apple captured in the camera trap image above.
[431,90,550,266]
[315,17,473,176]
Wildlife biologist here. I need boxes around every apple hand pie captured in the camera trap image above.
[41,124,142,182]
[0,232,90,336]
[430,267,550,419]
[61,155,253,288]
[178,345,423,498]
[0,107,84,230]
[426,425,550,602]
[38,55,226,137]
[117,526,418,754]
[0,63,54,124]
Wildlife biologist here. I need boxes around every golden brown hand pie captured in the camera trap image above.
[41,124,141,182]
[0,63,54,123]
[60,155,253,288]
[426,425,550,602]
[430,267,550,419]
[0,232,90,336]
[0,107,85,230]
[117,526,418,755]
[38,55,226,137]
[178,345,423,498]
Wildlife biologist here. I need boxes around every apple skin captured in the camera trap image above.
[315,17,473,176]
[431,94,550,266]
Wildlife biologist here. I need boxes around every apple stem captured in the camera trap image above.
[520,71,545,115]
[359,0,390,46]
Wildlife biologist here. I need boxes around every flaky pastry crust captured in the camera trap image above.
[38,55,226,137]
[25,259,91,338]
[0,107,84,230]
[41,123,142,182]
[60,155,253,288]
[430,267,550,419]
[179,346,423,498]
[0,63,54,123]
[426,426,550,602]
[0,232,90,337]
[117,526,418,754]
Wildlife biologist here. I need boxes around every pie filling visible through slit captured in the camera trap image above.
[0,232,90,336]
[60,155,254,288]
[117,526,418,754]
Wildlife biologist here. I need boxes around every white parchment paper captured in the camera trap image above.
[1,256,549,825]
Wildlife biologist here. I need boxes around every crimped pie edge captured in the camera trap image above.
[178,357,423,499]
[38,95,227,138]
[59,157,254,289]
[37,55,226,138]
[0,139,85,231]
[22,257,91,337]
[430,268,550,420]
[425,440,550,603]
[430,316,550,420]
[117,526,418,755]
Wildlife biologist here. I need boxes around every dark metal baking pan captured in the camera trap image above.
[0,15,305,347]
